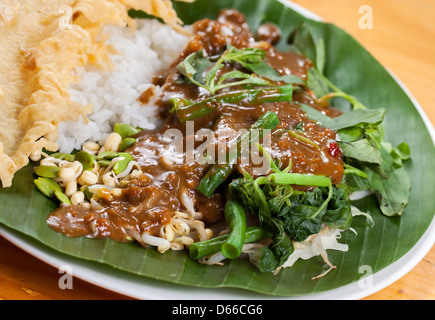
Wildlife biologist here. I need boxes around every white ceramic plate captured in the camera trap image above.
[1,1,434,300]
[1,214,434,300]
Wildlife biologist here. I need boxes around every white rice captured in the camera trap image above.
[57,19,190,153]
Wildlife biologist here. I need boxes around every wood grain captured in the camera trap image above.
[0,236,130,300]
[0,0,433,300]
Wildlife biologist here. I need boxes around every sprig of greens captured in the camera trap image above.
[289,23,411,217]
[176,45,305,96]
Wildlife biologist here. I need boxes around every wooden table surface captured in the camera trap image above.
[0,0,434,300]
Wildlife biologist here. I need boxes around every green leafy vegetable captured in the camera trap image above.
[229,170,352,272]
[176,45,304,96]
[288,23,325,73]
[299,104,386,132]
[339,164,371,194]
[340,139,383,165]
[290,23,411,217]
[364,144,412,216]
[228,147,352,273]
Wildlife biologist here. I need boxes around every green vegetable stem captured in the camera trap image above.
[172,85,293,123]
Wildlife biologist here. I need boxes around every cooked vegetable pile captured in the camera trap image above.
[32,11,411,277]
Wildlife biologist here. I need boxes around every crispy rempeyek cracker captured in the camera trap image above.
[0,0,190,188]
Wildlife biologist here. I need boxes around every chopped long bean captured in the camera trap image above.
[222,199,247,259]
[197,111,280,197]
[189,226,272,260]
[196,165,232,198]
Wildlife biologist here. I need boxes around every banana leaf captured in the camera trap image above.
[0,0,434,297]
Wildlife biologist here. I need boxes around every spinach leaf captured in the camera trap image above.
[321,187,353,228]
[299,103,385,164]
[236,57,305,85]
[176,50,212,89]
[339,171,371,194]
[280,186,352,241]
[340,139,382,165]
[228,175,294,272]
[364,145,412,216]
[383,142,411,168]
[307,68,330,98]
[258,220,294,273]
[229,173,352,272]
[288,23,325,73]
[299,100,410,217]
[299,103,385,132]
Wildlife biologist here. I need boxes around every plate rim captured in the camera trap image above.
[0,0,434,300]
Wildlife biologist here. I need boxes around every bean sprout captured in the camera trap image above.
[180,191,196,217]
[177,218,209,241]
[142,233,171,253]
[88,184,115,193]
[113,161,140,180]
[91,198,103,211]
[199,252,226,266]
[103,156,125,175]
[54,162,83,182]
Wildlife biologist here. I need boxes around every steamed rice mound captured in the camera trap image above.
[58,19,190,153]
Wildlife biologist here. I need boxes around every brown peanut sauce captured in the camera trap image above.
[48,9,344,243]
